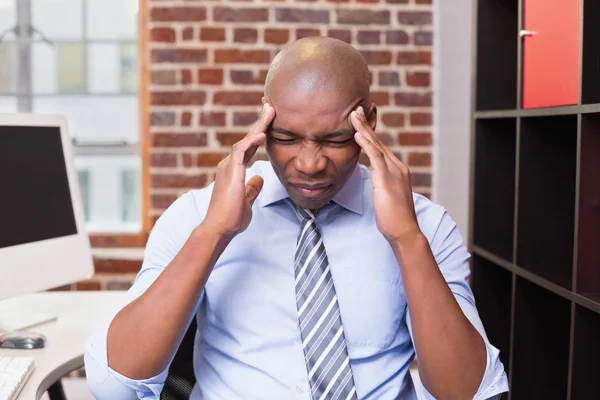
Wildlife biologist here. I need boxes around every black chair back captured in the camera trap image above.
[160,317,197,400]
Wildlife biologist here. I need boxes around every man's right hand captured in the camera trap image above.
[202,103,276,239]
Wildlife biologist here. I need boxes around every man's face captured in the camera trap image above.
[265,84,375,210]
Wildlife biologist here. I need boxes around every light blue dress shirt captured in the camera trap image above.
[84,161,509,399]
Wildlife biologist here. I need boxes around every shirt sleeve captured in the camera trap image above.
[405,198,509,399]
[84,191,206,400]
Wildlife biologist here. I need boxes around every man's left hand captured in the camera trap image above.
[350,106,421,244]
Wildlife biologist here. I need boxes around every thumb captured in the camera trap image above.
[245,175,264,205]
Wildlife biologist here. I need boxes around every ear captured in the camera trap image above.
[366,103,377,131]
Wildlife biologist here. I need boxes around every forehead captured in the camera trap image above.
[268,84,361,134]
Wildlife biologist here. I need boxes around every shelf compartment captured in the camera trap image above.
[571,305,600,398]
[475,0,518,111]
[517,115,577,289]
[511,277,571,399]
[577,114,600,298]
[472,119,517,262]
[582,0,600,104]
[471,255,512,374]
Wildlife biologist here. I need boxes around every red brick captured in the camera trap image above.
[337,10,389,25]
[387,0,408,2]
[213,7,269,22]
[216,132,248,146]
[150,111,176,127]
[181,112,193,126]
[408,152,432,167]
[378,71,400,86]
[398,132,432,146]
[151,7,207,22]
[386,30,410,45]
[360,51,392,65]
[411,172,431,187]
[328,29,351,43]
[377,132,394,146]
[106,281,133,291]
[197,152,228,167]
[358,0,380,2]
[397,51,432,65]
[265,29,290,44]
[48,284,73,291]
[200,112,226,127]
[276,9,330,24]
[152,194,178,209]
[414,31,433,46]
[150,27,176,43]
[200,27,226,42]
[214,91,263,106]
[151,91,206,105]
[230,70,267,85]
[181,69,193,85]
[76,280,102,291]
[234,28,258,43]
[357,30,380,44]
[214,49,271,64]
[233,112,258,126]
[182,153,194,167]
[406,71,431,87]
[382,113,405,127]
[150,70,177,85]
[297,28,321,39]
[371,91,390,105]
[94,259,142,274]
[182,27,195,41]
[327,0,350,3]
[151,49,207,63]
[395,92,432,107]
[397,11,432,25]
[151,152,178,167]
[198,68,224,85]
[153,133,208,147]
[410,112,432,126]
[152,174,208,189]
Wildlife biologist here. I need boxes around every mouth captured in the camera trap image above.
[289,182,333,199]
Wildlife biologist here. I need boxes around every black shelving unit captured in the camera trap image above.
[470,1,600,399]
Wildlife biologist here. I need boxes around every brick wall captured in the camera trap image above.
[71,0,433,291]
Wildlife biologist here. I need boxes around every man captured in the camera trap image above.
[85,37,508,399]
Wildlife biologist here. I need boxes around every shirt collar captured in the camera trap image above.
[255,161,364,215]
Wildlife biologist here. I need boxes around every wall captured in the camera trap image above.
[432,0,473,239]
[73,0,435,291]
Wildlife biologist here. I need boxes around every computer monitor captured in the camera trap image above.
[0,114,94,325]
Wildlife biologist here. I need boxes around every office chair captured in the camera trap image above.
[160,317,197,400]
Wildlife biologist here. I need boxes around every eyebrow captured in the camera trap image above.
[270,126,355,139]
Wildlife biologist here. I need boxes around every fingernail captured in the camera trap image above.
[358,106,365,118]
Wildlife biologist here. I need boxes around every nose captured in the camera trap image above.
[294,145,327,176]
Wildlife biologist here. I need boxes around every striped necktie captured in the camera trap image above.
[291,203,358,400]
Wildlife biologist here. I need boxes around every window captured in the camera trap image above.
[0,0,141,233]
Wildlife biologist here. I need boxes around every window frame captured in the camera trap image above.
[0,0,150,245]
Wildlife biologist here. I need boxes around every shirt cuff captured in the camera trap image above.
[84,317,168,399]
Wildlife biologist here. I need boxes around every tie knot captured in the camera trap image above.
[286,199,316,222]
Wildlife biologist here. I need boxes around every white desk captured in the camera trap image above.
[0,291,125,399]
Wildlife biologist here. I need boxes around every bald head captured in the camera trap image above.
[264,37,371,101]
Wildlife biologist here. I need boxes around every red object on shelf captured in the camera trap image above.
[522,0,580,109]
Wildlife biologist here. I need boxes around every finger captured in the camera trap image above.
[245,175,264,205]
[231,132,266,166]
[249,103,276,137]
[350,109,385,153]
[354,131,388,173]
